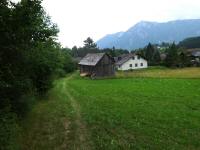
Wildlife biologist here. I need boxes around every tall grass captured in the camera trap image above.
[117,67,200,79]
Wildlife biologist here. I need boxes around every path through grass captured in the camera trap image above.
[21,75,93,150]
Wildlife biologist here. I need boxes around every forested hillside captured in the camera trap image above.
[179,36,200,48]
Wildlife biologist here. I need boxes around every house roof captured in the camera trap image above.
[78,53,105,66]
[186,48,200,57]
[160,53,167,61]
[191,50,200,57]
[115,53,136,65]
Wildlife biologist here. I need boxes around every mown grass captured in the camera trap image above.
[117,67,200,79]
[20,68,200,149]
[67,68,200,149]
[20,79,76,150]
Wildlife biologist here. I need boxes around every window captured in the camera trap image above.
[141,63,143,66]
[135,63,138,67]
[138,56,141,59]
[132,56,135,60]
[129,64,132,67]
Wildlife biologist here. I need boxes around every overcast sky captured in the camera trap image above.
[13,0,200,48]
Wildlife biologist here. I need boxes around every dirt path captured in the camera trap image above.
[63,75,93,150]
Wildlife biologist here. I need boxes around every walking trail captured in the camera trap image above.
[62,75,93,150]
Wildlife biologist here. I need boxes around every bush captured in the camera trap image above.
[0,109,20,150]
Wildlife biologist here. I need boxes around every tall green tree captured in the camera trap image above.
[71,46,78,57]
[165,42,179,67]
[153,50,161,65]
[71,37,99,57]
[1,0,75,149]
[146,43,155,62]
[144,43,161,65]
[83,37,97,49]
[0,0,75,115]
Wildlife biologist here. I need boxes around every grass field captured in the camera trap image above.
[117,67,200,79]
[21,68,200,149]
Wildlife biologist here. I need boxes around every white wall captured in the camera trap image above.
[117,55,148,71]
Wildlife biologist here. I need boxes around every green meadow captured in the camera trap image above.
[21,68,200,149]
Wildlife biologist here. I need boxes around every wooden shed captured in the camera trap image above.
[78,53,115,78]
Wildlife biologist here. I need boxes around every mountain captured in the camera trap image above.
[96,19,200,50]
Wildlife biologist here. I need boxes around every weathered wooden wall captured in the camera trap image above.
[79,54,115,77]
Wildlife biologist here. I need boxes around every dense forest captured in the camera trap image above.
[69,37,129,58]
[134,36,200,67]
[0,0,75,149]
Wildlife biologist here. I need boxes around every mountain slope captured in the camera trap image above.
[96,19,200,50]
[179,36,200,49]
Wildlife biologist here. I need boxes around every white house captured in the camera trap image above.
[115,54,148,71]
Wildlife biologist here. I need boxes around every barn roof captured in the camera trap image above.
[78,53,105,66]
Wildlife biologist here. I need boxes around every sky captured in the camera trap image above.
[12,0,200,48]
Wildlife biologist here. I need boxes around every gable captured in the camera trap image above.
[97,54,115,66]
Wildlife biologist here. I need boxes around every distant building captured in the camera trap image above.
[115,54,148,71]
[186,48,200,66]
[160,53,167,61]
[78,53,115,78]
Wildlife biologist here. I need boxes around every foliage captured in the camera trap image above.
[0,109,20,150]
[102,47,129,57]
[135,43,161,65]
[61,48,77,74]
[165,42,179,67]
[0,0,75,149]
[70,40,129,58]
[83,37,97,49]
[70,37,99,58]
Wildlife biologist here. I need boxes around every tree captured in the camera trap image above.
[102,48,129,57]
[153,50,161,65]
[0,0,75,148]
[83,37,97,49]
[145,43,155,62]
[0,0,75,115]
[165,42,179,67]
[144,43,161,65]
[70,37,99,58]
[71,46,78,57]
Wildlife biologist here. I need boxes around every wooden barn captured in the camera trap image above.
[78,53,115,78]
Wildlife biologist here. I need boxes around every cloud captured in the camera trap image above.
[10,0,200,48]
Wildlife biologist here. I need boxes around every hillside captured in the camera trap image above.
[179,36,200,48]
[97,19,200,50]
